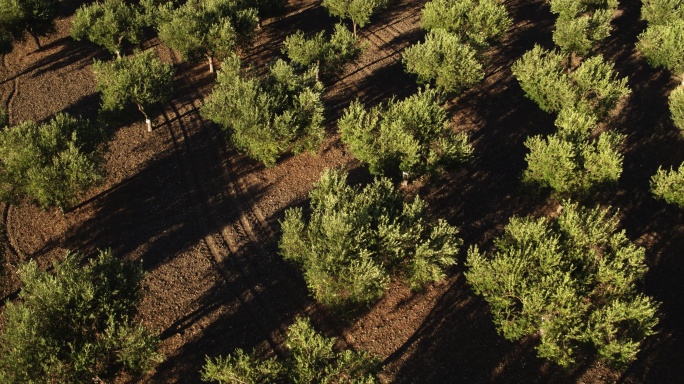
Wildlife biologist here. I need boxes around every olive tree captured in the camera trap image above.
[283,23,362,80]
[280,168,461,312]
[550,0,617,59]
[636,19,684,76]
[202,317,379,383]
[202,55,325,166]
[420,0,511,49]
[0,0,59,51]
[651,162,684,207]
[71,0,147,58]
[523,109,624,196]
[512,46,630,120]
[321,0,389,36]
[466,202,659,368]
[157,0,257,73]
[93,50,175,132]
[338,88,472,178]
[0,250,161,383]
[0,113,106,210]
[403,28,484,96]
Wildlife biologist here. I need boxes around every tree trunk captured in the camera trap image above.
[137,104,152,132]
[353,21,357,37]
[315,60,320,81]
[30,32,41,50]
[207,55,214,74]
[115,50,121,59]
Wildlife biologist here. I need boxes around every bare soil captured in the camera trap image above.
[1,0,683,382]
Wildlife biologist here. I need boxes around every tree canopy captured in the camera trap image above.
[280,168,461,312]
[0,0,59,52]
[0,113,106,210]
[0,250,161,382]
[467,202,659,367]
[321,0,389,35]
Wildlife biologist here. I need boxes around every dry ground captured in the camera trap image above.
[1,0,683,382]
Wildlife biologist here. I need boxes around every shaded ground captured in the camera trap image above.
[1,0,683,382]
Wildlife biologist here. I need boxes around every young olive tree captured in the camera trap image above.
[93,50,175,132]
[403,28,484,96]
[321,0,389,36]
[283,23,362,80]
[157,0,257,73]
[0,250,162,383]
[202,55,325,167]
[550,0,617,59]
[420,0,511,49]
[71,0,147,58]
[202,317,380,383]
[466,202,659,368]
[651,162,684,207]
[280,168,461,312]
[523,109,624,196]
[512,46,630,120]
[338,88,472,178]
[0,113,106,211]
[636,19,684,76]
[0,0,59,51]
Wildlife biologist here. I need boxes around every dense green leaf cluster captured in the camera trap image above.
[93,50,175,122]
[71,0,147,57]
[669,86,684,130]
[420,0,510,49]
[321,0,390,35]
[0,113,106,209]
[0,0,58,52]
[280,169,460,311]
[202,317,379,383]
[651,162,684,207]
[283,23,362,79]
[512,46,630,119]
[157,0,258,72]
[466,202,659,367]
[202,55,325,166]
[550,0,617,57]
[637,0,684,74]
[0,250,161,383]
[524,108,624,196]
[338,88,472,177]
[403,28,484,96]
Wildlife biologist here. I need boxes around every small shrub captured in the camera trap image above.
[202,55,325,167]
[403,28,484,96]
[669,86,684,130]
[641,0,684,25]
[338,88,472,177]
[201,317,379,383]
[321,0,389,35]
[0,250,162,382]
[637,20,684,75]
[550,0,617,57]
[279,168,461,311]
[466,202,659,367]
[651,162,684,207]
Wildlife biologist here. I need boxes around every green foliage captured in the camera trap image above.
[0,0,58,51]
[466,202,659,367]
[71,0,146,57]
[550,0,617,57]
[512,46,630,119]
[0,106,7,127]
[202,317,379,383]
[321,0,389,35]
[283,23,362,78]
[523,109,624,197]
[669,86,684,130]
[202,55,325,166]
[636,20,684,75]
[651,162,684,207]
[420,0,511,49]
[157,0,257,71]
[0,113,106,210]
[93,50,175,121]
[641,0,684,27]
[338,88,472,177]
[279,169,461,311]
[0,250,162,383]
[403,28,484,95]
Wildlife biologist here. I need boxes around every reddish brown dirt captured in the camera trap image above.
[1,0,683,382]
